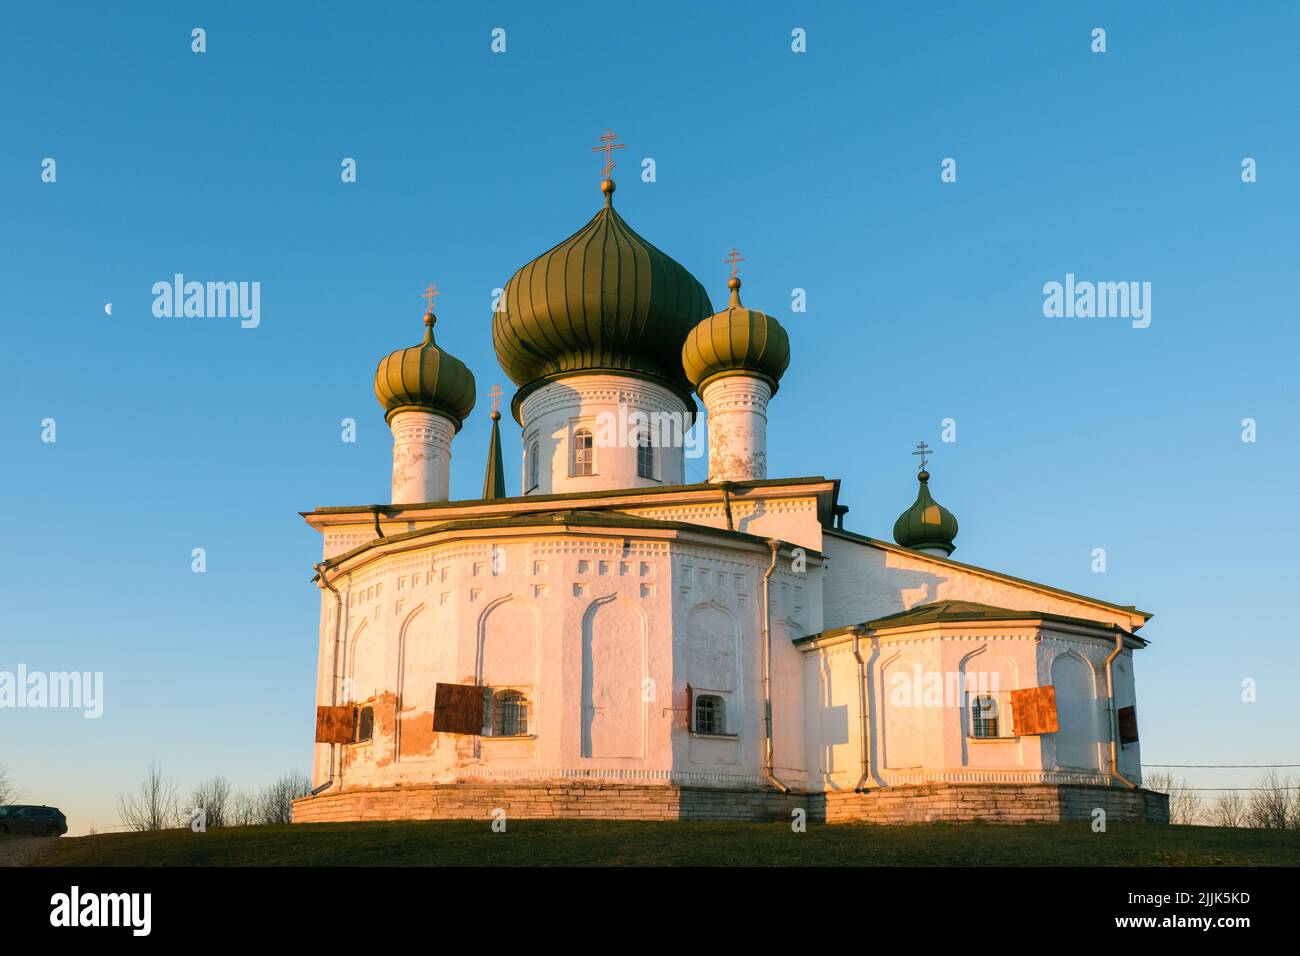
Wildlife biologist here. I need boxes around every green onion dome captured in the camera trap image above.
[681,277,791,395]
[374,311,477,429]
[492,179,713,409]
[893,469,959,556]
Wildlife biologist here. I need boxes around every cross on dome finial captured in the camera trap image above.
[725,248,745,279]
[912,441,931,475]
[488,384,503,420]
[422,283,439,314]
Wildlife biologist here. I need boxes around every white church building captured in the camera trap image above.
[292,166,1168,825]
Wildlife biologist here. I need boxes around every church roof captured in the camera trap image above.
[794,600,1148,645]
[314,506,815,575]
[824,526,1151,626]
[492,179,712,418]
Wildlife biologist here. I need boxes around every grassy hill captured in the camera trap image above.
[27,820,1300,867]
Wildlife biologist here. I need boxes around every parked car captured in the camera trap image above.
[0,805,68,837]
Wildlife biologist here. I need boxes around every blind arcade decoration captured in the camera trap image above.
[432,682,486,735]
[1010,685,1059,736]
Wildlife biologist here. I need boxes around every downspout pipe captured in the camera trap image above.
[310,561,345,796]
[761,538,789,793]
[851,627,873,792]
[1104,631,1139,789]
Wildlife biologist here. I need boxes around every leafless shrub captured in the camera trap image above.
[255,771,311,825]
[0,764,18,805]
[228,790,259,828]
[1208,790,1246,828]
[1246,771,1293,829]
[1145,772,1201,825]
[117,763,180,831]
[190,775,232,829]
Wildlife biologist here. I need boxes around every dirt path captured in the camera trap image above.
[0,835,60,867]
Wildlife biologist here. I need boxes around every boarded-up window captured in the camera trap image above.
[1117,705,1139,744]
[432,682,485,736]
[355,705,374,742]
[315,705,354,744]
[1010,685,1059,735]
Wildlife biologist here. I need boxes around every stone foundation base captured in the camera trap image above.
[292,782,1169,825]
[292,782,808,823]
[823,783,1169,825]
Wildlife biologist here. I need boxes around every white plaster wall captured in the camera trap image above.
[311,531,817,792]
[801,628,1126,790]
[519,374,690,495]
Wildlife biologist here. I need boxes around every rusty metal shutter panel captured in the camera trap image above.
[432,682,486,736]
[315,705,355,743]
[1118,705,1139,744]
[1010,685,1059,735]
[685,683,694,732]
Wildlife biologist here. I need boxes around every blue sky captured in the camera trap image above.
[2,2,1296,833]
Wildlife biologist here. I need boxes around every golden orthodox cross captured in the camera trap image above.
[422,284,439,313]
[913,441,931,471]
[592,129,625,180]
[725,248,745,279]
[488,384,503,415]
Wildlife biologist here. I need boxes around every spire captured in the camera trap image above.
[482,386,506,499]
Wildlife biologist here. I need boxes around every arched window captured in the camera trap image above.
[970,695,999,738]
[694,694,725,735]
[492,690,529,737]
[572,428,594,476]
[354,705,374,743]
[528,440,540,490]
[636,428,656,480]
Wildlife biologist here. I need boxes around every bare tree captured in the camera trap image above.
[1146,772,1201,825]
[1246,771,1293,829]
[1208,790,1246,828]
[190,775,232,829]
[228,790,259,827]
[0,764,17,805]
[117,763,180,831]
[256,771,312,825]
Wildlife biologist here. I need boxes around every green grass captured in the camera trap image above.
[35,820,1300,866]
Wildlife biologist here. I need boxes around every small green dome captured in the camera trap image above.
[492,180,712,405]
[893,470,959,556]
[682,277,791,394]
[374,312,477,429]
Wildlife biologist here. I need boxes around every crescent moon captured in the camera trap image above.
[104,303,112,316]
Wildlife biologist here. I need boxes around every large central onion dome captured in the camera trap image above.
[492,180,713,412]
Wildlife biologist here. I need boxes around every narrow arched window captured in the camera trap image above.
[970,695,998,738]
[528,440,540,490]
[636,428,656,480]
[354,705,374,743]
[572,428,593,476]
[493,690,529,737]
[694,694,725,735]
